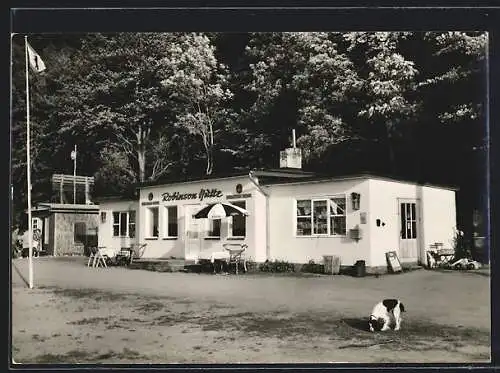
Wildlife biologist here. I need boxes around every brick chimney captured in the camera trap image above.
[279,129,302,169]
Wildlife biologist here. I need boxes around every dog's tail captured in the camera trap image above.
[399,302,406,312]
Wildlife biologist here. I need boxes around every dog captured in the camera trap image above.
[368,299,405,332]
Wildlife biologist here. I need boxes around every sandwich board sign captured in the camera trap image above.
[386,251,402,273]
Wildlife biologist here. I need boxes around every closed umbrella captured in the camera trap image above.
[193,202,249,219]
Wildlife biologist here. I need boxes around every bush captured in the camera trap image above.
[300,259,325,274]
[453,228,472,260]
[245,259,258,272]
[259,259,295,273]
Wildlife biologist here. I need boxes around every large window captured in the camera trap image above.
[146,207,159,238]
[164,206,178,238]
[112,211,136,238]
[230,201,246,237]
[296,196,346,236]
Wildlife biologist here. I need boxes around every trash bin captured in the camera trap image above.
[323,255,341,275]
[332,256,341,275]
[354,260,366,277]
[323,255,333,274]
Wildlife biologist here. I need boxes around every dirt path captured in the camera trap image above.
[11,257,491,364]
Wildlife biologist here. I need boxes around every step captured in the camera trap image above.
[129,259,187,273]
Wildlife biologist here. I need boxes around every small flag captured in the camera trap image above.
[70,150,77,160]
[27,42,46,73]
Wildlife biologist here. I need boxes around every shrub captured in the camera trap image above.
[259,259,295,273]
[452,228,472,259]
[245,259,258,272]
[300,259,325,274]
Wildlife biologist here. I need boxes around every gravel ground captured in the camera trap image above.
[11,256,491,364]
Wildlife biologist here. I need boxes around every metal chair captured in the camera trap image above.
[129,243,147,265]
[223,243,248,274]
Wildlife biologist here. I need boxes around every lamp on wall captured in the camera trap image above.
[351,192,361,210]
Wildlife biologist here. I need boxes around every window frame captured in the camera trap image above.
[112,211,136,238]
[205,218,221,239]
[228,200,247,239]
[145,206,160,239]
[163,205,178,239]
[294,195,347,237]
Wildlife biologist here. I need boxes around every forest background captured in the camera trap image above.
[10,31,489,259]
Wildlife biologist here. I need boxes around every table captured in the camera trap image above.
[198,251,230,273]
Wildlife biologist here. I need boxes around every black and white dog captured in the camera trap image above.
[368,299,405,332]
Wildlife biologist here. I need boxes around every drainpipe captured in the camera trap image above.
[248,171,270,261]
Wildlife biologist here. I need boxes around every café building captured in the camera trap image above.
[97,146,458,272]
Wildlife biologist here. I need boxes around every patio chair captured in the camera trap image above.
[223,243,248,275]
[87,246,107,268]
[128,243,147,265]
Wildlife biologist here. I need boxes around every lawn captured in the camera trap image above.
[11,257,491,364]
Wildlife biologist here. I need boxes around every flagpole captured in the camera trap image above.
[73,145,77,204]
[25,36,34,289]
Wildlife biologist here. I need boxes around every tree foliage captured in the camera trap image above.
[10,31,488,241]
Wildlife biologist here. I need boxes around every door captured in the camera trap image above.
[184,205,202,259]
[398,199,419,262]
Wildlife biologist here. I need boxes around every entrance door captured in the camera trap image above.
[184,205,202,259]
[398,199,419,262]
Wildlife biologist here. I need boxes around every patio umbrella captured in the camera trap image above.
[193,202,249,220]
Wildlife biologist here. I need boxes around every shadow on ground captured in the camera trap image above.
[342,318,370,332]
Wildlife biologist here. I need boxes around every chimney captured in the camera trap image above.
[280,129,302,169]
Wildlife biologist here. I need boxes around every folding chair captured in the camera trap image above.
[223,243,248,275]
[87,246,108,268]
[87,246,98,267]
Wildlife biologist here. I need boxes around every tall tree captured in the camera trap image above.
[242,32,365,167]
[160,33,233,175]
[344,32,419,174]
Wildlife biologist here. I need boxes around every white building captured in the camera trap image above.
[97,148,457,273]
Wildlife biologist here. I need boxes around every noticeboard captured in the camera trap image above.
[386,251,402,273]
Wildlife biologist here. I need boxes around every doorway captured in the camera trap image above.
[398,199,420,263]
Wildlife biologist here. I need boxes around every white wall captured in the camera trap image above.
[137,176,261,260]
[98,200,140,252]
[251,184,268,263]
[265,178,371,266]
[421,186,457,253]
[368,179,457,267]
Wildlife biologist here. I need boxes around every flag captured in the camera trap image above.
[27,42,46,73]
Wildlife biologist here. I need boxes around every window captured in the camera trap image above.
[164,206,178,238]
[296,200,312,236]
[113,212,120,236]
[32,218,38,230]
[330,197,346,235]
[296,196,346,236]
[146,207,159,238]
[128,211,136,238]
[113,211,136,238]
[230,201,246,237]
[313,200,328,234]
[400,202,417,239]
[207,219,221,238]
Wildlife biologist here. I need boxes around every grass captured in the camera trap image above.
[54,285,489,356]
[32,347,146,364]
[14,267,489,364]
